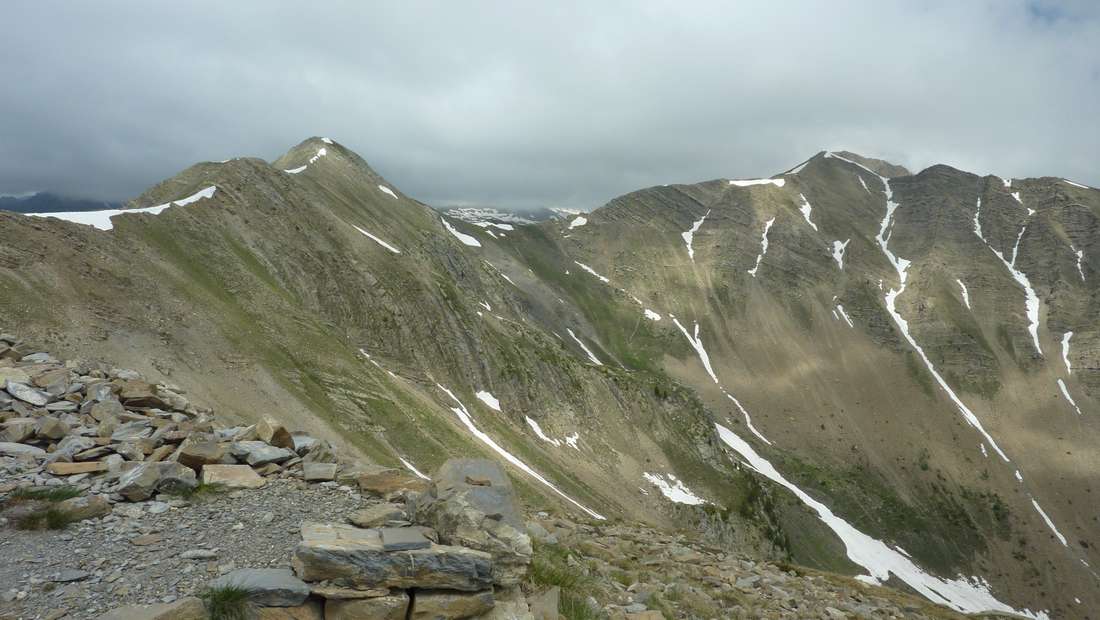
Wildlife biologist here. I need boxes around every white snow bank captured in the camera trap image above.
[566,328,603,365]
[1057,379,1083,416]
[441,217,482,247]
[1031,499,1068,546]
[682,210,710,262]
[309,148,327,164]
[475,390,501,411]
[724,392,771,445]
[643,472,706,505]
[572,261,610,284]
[399,457,430,480]
[730,178,785,187]
[27,186,218,231]
[835,304,854,328]
[284,165,307,174]
[1063,179,1089,189]
[436,385,604,519]
[564,432,580,450]
[352,224,401,254]
[671,318,719,384]
[797,194,818,231]
[714,423,1048,618]
[1010,191,1022,204]
[526,417,562,446]
[644,309,661,321]
[1071,245,1085,281]
[832,239,850,270]
[321,137,333,144]
[858,177,871,194]
[957,279,971,310]
[378,185,398,199]
[1062,332,1073,374]
[747,217,775,277]
[569,216,588,229]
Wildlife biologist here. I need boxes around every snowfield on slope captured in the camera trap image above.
[441,217,482,247]
[643,472,706,505]
[436,385,603,519]
[714,424,1048,618]
[682,210,710,262]
[352,224,401,254]
[27,186,218,231]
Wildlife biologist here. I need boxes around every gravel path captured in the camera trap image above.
[0,478,369,620]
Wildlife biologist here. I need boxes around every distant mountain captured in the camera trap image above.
[0,192,121,214]
[2,138,1097,618]
[438,205,584,225]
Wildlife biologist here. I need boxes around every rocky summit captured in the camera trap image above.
[1,139,1098,619]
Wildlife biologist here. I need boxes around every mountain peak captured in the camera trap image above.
[828,150,910,177]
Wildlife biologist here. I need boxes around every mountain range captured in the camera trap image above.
[1,137,1096,618]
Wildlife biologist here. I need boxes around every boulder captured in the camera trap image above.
[256,417,294,449]
[118,380,169,409]
[301,441,337,464]
[55,435,98,458]
[0,441,45,457]
[527,587,559,620]
[302,462,337,482]
[35,416,70,440]
[292,522,493,591]
[256,600,324,620]
[208,568,310,607]
[116,461,197,501]
[231,441,294,466]
[411,590,494,620]
[348,503,407,528]
[177,439,226,472]
[6,381,50,406]
[202,464,266,489]
[0,367,31,385]
[57,494,112,520]
[290,433,318,454]
[358,465,429,496]
[325,594,409,620]
[411,459,532,586]
[111,421,153,442]
[90,399,126,422]
[95,597,206,620]
[1,417,37,443]
[47,461,108,475]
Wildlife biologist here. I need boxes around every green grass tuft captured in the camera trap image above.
[200,585,253,620]
[9,485,83,503]
[14,507,79,531]
[165,482,226,500]
[530,542,606,620]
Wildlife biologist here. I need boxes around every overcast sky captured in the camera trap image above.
[1,1,1097,210]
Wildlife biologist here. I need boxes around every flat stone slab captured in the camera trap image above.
[208,568,310,607]
[202,464,266,489]
[303,462,337,482]
[0,442,45,457]
[293,522,492,591]
[47,461,109,475]
[380,527,430,551]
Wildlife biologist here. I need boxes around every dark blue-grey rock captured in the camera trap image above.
[208,568,310,607]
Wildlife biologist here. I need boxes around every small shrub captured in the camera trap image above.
[200,585,253,620]
[8,485,82,504]
[166,482,226,501]
[14,507,77,531]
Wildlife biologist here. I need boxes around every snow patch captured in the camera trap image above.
[572,261,610,284]
[475,390,501,411]
[436,385,604,519]
[714,423,1047,618]
[786,159,810,175]
[378,185,398,199]
[730,178,785,187]
[835,305,854,328]
[1063,179,1089,189]
[957,279,971,310]
[682,210,710,262]
[1010,191,1022,204]
[566,328,603,365]
[747,217,775,277]
[284,165,307,174]
[399,457,430,480]
[352,225,401,254]
[724,392,771,445]
[797,194,818,231]
[858,176,871,194]
[643,309,661,321]
[441,217,482,247]
[1071,245,1085,281]
[568,216,588,229]
[308,148,327,165]
[27,186,218,231]
[526,417,562,446]
[832,239,850,270]
[1062,332,1073,374]
[643,472,706,505]
[1057,379,1083,416]
[671,318,719,384]
[1031,500,1068,546]
[564,432,580,450]
[978,216,1042,356]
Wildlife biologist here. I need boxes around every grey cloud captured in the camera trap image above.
[1,1,1097,209]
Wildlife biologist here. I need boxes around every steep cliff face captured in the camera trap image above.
[1,139,1097,617]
